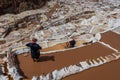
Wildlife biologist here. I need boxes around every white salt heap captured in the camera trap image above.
[0,0,120,54]
[30,0,120,49]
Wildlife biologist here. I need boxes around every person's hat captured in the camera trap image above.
[32,38,38,42]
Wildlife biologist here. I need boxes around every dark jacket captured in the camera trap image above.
[69,39,76,48]
[26,43,42,58]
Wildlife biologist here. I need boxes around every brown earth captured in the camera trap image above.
[63,59,120,80]
[101,31,120,51]
[18,42,115,79]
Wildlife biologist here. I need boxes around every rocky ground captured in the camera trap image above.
[0,0,120,53]
[0,0,48,15]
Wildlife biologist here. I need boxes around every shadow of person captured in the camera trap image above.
[39,55,55,62]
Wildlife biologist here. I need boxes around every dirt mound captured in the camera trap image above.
[0,0,48,15]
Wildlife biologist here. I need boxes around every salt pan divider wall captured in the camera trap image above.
[6,48,23,80]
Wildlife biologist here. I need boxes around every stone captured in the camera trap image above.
[0,39,6,44]
[0,28,5,33]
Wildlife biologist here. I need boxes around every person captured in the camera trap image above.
[69,39,76,48]
[26,38,42,62]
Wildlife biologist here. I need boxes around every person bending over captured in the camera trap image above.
[69,39,76,48]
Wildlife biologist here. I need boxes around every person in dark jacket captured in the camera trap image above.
[69,39,76,48]
[26,38,42,62]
